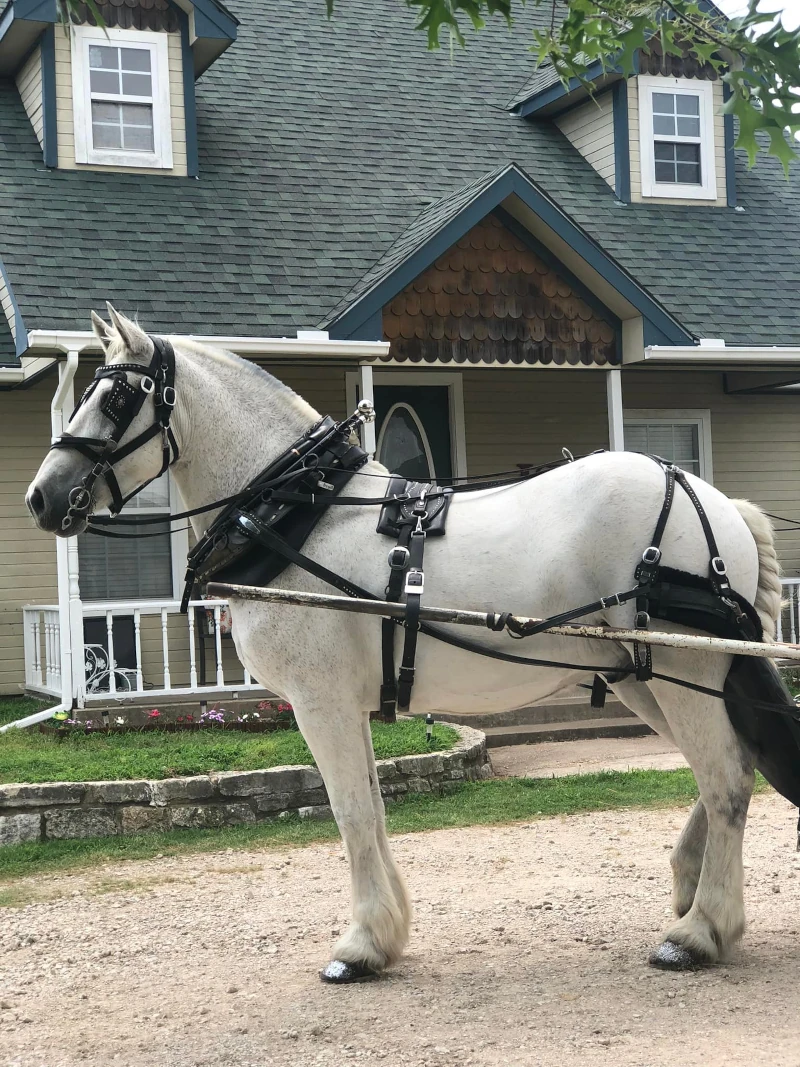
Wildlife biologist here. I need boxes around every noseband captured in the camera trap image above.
[50,335,179,530]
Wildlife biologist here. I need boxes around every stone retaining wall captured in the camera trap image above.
[0,724,488,846]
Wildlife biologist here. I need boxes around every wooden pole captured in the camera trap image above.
[205,582,800,663]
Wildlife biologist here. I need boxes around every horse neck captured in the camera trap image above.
[168,347,319,538]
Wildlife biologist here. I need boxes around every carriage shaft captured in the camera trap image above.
[206,582,800,663]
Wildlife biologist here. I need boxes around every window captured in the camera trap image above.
[78,474,183,601]
[71,26,173,169]
[624,409,713,482]
[638,76,716,200]
[376,402,437,480]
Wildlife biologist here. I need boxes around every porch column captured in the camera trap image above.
[50,351,84,710]
[606,368,624,451]
[359,363,376,457]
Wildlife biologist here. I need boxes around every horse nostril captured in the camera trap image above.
[28,486,45,519]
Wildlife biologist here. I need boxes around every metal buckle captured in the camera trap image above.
[404,569,424,596]
[162,386,176,408]
[599,592,622,609]
[388,546,410,570]
[634,611,650,629]
[711,556,727,576]
[140,376,155,395]
[642,546,662,566]
[67,486,92,510]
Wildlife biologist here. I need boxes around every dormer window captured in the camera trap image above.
[71,26,173,169]
[638,76,716,200]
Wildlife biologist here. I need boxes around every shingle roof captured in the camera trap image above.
[1,0,800,347]
[0,312,14,364]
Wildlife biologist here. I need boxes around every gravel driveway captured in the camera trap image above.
[3,792,800,1067]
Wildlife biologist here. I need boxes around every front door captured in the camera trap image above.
[373,384,453,483]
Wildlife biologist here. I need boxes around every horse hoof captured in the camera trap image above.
[320,959,378,984]
[648,940,700,971]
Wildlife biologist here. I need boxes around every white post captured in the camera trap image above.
[358,363,376,457]
[606,368,624,451]
[50,351,81,710]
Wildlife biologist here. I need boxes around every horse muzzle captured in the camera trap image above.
[26,476,90,536]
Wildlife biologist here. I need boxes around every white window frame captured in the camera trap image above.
[345,370,468,479]
[79,473,189,602]
[624,408,713,483]
[71,25,173,170]
[638,76,716,201]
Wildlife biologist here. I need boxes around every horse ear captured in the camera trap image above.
[91,310,114,352]
[105,303,152,361]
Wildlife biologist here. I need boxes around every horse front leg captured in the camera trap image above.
[647,663,754,970]
[291,698,411,983]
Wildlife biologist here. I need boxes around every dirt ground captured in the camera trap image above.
[3,792,800,1067]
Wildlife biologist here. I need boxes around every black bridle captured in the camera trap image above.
[49,336,179,530]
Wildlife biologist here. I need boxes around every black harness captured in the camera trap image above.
[50,336,179,528]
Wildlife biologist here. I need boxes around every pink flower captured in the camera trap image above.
[148,709,161,719]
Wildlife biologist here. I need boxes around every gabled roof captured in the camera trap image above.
[326,163,693,346]
[0,0,800,348]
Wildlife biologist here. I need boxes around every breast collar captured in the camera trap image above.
[49,336,179,529]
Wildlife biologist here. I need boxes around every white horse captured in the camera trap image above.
[27,307,793,983]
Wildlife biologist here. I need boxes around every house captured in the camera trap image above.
[1,0,800,714]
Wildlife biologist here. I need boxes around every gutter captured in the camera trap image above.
[641,344,800,366]
[25,329,390,362]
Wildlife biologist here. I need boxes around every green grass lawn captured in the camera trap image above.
[0,696,52,726]
[0,715,458,784]
[0,767,761,891]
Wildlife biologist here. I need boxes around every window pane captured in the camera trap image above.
[378,404,434,481]
[624,421,701,478]
[653,114,676,136]
[121,72,152,97]
[78,520,173,600]
[121,47,151,72]
[676,94,700,115]
[652,92,675,114]
[676,161,701,183]
[92,122,122,149]
[121,104,154,152]
[92,101,120,123]
[131,475,170,509]
[89,45,119,70]
[676,143,700,162]
[676,116,700,137]
[90,69,120,94]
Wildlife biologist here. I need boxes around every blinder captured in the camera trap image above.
[50,335,179,529]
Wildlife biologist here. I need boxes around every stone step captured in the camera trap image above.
[425,700,635,729]
[482,717,655,748]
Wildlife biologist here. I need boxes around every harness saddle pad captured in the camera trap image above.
[376,477,453,538]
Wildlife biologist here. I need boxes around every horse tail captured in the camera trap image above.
[724,500,800,807]
[730,499,782,640]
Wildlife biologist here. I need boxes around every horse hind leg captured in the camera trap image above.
[610,678,707,918]
[289,698,410,983]
[647,662,755,970]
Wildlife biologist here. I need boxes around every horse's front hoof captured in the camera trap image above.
[648,940,701,971]
[320,959,379,984]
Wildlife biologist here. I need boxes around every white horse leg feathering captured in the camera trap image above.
[25,306,796,983]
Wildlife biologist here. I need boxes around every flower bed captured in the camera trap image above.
[41,700,297,738]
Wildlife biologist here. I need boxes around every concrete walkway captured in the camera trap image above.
[490,733,687,778]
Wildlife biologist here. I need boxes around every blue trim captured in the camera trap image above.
[327,164,695,346]
[612,80,630,204]
[0,4,15,43]
[177,7,199,177]
[14,0,56,22]
[191,0,237,41]
[41,23,56,168]
[516,59,616,117]
[0,254,28,361]
[722,82,736,208]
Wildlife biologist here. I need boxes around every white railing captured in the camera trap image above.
[24,599,267,706]
[22,605,62,697]
[778,578,800,646]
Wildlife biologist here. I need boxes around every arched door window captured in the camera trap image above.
[376,402,437,481]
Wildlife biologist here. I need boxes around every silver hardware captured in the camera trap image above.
[561,447,574,462]
[642,546,662,565]
[68,486,92,510]
[163,386,176,407]
[317,479,335,491]
[711,556,727,576]
[357,399,376,422]
[388,546,410,570]
[140,376,155,394]
[238,515,258,535]
[599,592,622,609]
[404,569,424,596]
